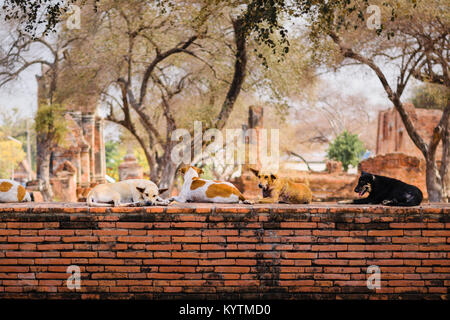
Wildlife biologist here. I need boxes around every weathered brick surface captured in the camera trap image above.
[0,203,449,300]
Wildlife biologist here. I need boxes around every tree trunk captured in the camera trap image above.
[425,152,443,202]
[213,17,247,130]
[36,136,53,201]
[158,161,178,197]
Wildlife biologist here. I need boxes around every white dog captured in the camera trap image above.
[87,179,169,207]
[0,179,32,203]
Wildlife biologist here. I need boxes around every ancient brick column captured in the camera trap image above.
[79,145,91,187]
[81,113,96,184]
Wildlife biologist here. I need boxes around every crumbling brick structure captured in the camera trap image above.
[47,111,106,202]
[35,67,106,202]
[118,147,144,181]
[32,110,106,202]
[376,103,443,160]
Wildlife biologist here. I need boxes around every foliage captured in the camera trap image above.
[0,139,26,179]
[412,83,449,111]
[105,140,121,181]
[326,130,366,171]
[0,107,36,171]
[1,0,88,35]
[34,104,67,146]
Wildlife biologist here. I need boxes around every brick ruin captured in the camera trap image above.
[376,103,443,160]
[118,145,144,181]
[360,103,444,199]
[32,68,106,202]
[49,111,106,202]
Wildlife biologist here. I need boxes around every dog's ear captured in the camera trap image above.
[136,186,146,194]
[270,174,277,180]
[158,188,168,194]
[250,168,259,177]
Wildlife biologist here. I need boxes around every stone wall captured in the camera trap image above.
[0,203,448,300]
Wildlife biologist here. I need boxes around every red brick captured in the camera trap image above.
[368,230,403,236]
[7,236,45,242]
[282,252,317,259]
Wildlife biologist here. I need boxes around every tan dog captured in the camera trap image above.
[0,179,32,203]
[87,179,169,207]
[250,169,312,204]
[169,166,251,204]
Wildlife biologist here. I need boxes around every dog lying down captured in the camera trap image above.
[169,166,251,204]
[250,169,312,204]
[0,179,33,203]
[339,171,423,206]
[87,179,169,207]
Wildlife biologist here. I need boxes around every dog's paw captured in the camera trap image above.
[137,201,154,207]
[158,199,170,206]
[241,199,254,205]
[128,201,145,207]
[338,200,353,204]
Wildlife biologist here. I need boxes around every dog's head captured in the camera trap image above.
[179,166,203,178]
[250,168,277,191]
[136,183,168,202]
[354,171,375,197]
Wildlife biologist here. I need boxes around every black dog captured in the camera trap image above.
[341,171,423,206]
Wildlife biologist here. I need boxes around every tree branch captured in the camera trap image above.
[329,31,429,156]
[213,17,247,130]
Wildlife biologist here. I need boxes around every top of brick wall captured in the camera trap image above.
[0,203,448,215]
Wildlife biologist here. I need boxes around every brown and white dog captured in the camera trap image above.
[250,169,312,204]
[0,179,32,203]
[87,179,169,207]
[169,166,251,204]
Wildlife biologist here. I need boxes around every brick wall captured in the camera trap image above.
[0,204,449,300]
